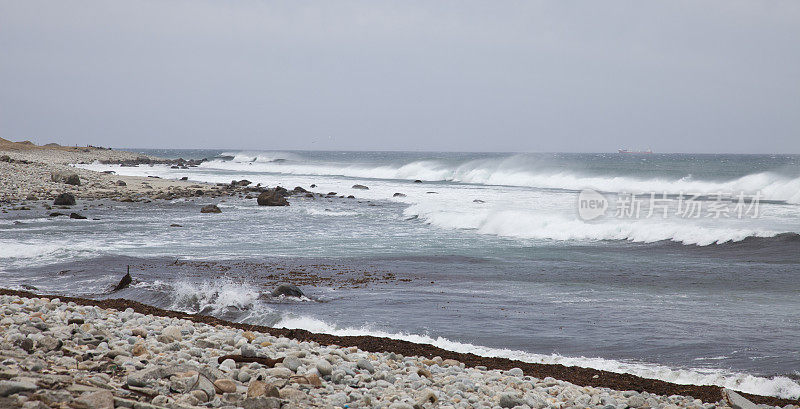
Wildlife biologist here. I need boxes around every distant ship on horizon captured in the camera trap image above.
[618,148,653,154]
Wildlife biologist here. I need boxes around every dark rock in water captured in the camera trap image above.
[195,190,204,196]
[201,204,222,213]
[171,165,179,169]
[257,189,289,206]
[170,223,182,227]
[292,186,308,194]
[180,176,188,181]
[352,184,369,190]
[304,193,314,198]
[113,271,132,292]
[233,179,251,186]
[347,195,355,199]
[393,193,406,197]
[326,192,337,196]
[53,193,76,206]
[147,175,161,178]
[426,191,438,194]
[473,199,485,203]
[51,171,81,186]
[271,283,304,298]
[20,284,38,291]
[103,170,116,174]
[310,184,316,188]
[49,212,65,217]
[116,180,127,186]
[413,179,423,183]
[69,212,87,219]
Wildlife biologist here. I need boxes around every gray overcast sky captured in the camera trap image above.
[1,1,799,153]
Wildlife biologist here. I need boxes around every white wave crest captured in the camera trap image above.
[275,315,800,399]
[201,153,800,203]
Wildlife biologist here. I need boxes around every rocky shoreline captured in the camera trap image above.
[1,289,797,409]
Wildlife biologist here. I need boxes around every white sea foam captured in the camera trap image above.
[274,315,800,399]
[305,208,358,217]
[200,155,800,203]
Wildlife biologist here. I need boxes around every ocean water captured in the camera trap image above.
[2,150,799,399]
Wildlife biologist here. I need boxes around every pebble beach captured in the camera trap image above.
[3,292,789,409]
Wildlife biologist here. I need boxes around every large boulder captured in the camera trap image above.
[257,189,289,206]
[51,171,81,186]
[200,204,222,213]
[53,193,76,206]
[271,283,304,298]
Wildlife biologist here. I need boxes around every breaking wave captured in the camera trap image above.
[205,153,800,203]
[274,315,800,400]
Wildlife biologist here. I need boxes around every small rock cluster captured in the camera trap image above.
[1,295,784,409]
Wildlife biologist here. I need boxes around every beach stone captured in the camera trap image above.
[241,343,257,357]
[161,325,182,342]
[283,356,302,372]
[506,367,524,377]
[72,390,114,409]
[214,379,237,394]
[0,380,38,397]
[243,396,282,409]
[116,180,127,186]
[0,155,10,162]
[628,395,646,408]
[357,358,375,373]
[200,204,222,213]
[271,283,304,298]
[315,360,333,376]
[723,389,759,409]
[498,392,525,408]
[53,193,76,206]
[51,170,81,185]
[257,189,289,206]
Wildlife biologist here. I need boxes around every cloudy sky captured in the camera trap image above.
[1,1,799,153]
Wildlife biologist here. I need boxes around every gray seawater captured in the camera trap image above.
[1,150,799,398]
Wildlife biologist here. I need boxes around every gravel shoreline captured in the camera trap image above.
[0,143,223,203]
[2,289,797,409]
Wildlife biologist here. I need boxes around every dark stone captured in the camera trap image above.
[113,272,132,292]
[257,189,289,206]
[310,184,316,188]
[347,195,355,199]
[271,283,304,298]
[0,155,11,162]
[53,193,76,206]
[49,212,65,217]
[51,171,81,185]
[292,186,308,194]
[69,212,87,219]
[326,192,337,196]
[413,180,423,183]
[473,199,485,203]
[67,318,84,325]
[170,224,182,227]
[116,180,127,186]
[195,190,204,196]
[19,338,34,353]
[352,184,369,190]
[393,193,406,197]
[180,176,188,181]
[201,204,222,213]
